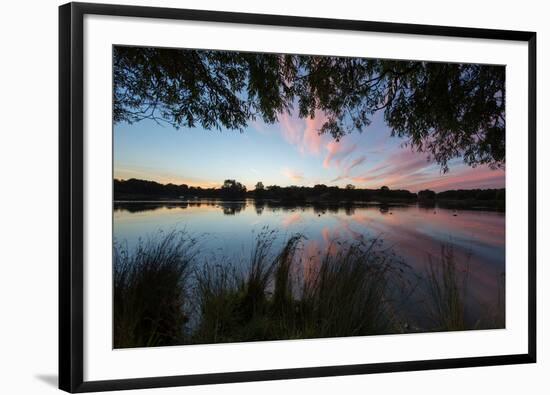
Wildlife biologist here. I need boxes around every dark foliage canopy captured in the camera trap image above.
[114,46,505,171]
[418,189,437,200]
[114,178,504,206]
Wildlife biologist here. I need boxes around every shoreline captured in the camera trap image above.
[113,197,505,212]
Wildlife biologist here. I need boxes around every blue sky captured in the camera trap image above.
[114,110,505,193]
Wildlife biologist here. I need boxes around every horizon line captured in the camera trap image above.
[114,177,505,193]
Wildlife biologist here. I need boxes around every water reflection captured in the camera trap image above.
[219,201,246,215]
[114,199,505,326]
[114,199,412,217]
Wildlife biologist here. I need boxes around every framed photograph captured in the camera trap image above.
[59,2,536,392]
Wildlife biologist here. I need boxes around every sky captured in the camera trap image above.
[113,110,505,193]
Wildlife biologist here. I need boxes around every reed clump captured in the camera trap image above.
[113,229,503,348]
[113,231,197,348]
[424,245,470,331]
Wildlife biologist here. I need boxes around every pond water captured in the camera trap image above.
[114,199,505,327]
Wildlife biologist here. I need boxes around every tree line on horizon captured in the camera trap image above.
[114,178,505,204]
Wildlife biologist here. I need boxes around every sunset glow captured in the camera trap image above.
[114,109,504,192]
[112,46,507,348]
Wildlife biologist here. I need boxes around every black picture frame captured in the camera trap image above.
[59,2,537,392]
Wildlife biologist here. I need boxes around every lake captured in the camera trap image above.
[114,199,505,328]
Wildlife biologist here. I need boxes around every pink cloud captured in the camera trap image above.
[348,155,367,171]
[327,137,391,183]
[278,111,328,155]
[303,115,325,154]
[282,168,304,182]
[323,140,357,169]
[331,155,367,182]
[279,113,302,146]
[276,112,366,180]
[275,111,503,192]
[351,149,432,188]
[349,147,504,192]
[402,166,505,192]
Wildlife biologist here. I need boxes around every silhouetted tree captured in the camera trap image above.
[220,179,247,198]
[418,189,436,200]
[114,46,505,171]
[114,178,502,209]
[113,178,190,199]
[436,188,504,201]
[378,186,390,198]
[254,181,265,198]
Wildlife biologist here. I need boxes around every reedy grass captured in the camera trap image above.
[299,238,405,337]
[113,229,504,348]
[476,271,505,329]
[113,230,197,348]
[192,231,305,343]
[191,232,407,343]
[422,245,504,332]
[424,245,470,331]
